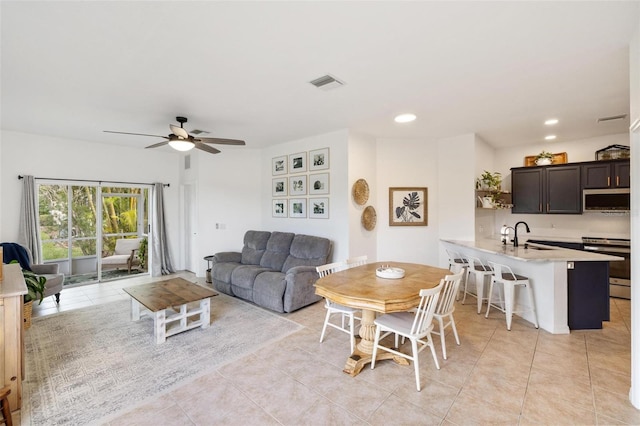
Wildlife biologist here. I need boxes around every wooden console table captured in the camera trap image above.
[1,264,27,413]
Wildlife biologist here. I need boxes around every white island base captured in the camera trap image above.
[442,239,620,335]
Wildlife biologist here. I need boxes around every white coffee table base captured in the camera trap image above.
[131,298,211,344]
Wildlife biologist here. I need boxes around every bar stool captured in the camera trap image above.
[0,386,12,426]
[485,261,539,331]
[462,256,494,314]
[446,249,468,300]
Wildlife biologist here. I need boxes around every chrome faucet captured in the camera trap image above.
[500,225,515,245]
[513,221,530,247]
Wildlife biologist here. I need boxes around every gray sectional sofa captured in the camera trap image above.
[210,230,331,313]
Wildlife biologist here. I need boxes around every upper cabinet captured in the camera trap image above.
[582,159,630,189]
[511,159,630,215]
[512,165,581,214]
[511,168,544,213]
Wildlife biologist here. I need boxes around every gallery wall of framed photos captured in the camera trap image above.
[271,147,330,219]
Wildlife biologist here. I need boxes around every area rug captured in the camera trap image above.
[22,293,302,425]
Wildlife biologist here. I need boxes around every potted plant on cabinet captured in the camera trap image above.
[535,150,554,166]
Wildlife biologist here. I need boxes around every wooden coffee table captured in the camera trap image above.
[123,277,218,344]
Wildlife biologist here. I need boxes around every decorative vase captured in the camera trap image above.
[535,157,552,166]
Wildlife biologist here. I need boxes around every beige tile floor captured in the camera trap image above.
[22,272,638,425]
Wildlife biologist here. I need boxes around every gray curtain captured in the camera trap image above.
[151,183,175,276]
[18,175,42,264]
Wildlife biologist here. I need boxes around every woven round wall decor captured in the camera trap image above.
[362,205,377,231]
[352,179,370,205]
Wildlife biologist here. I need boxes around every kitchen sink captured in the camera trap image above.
[524,244,553,250]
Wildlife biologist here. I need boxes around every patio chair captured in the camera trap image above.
[101,238,142,273]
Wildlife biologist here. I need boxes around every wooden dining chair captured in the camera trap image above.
[431,271,464,360]
[317,261,359,353]
[371,281,444,391]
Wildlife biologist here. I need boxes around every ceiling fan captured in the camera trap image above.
[104,116,245,154]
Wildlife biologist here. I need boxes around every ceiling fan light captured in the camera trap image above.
[168,140,195,151]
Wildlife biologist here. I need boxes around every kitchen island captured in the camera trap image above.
[441,239,623,334]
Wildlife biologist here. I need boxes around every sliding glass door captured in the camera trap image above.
[38,181,150,285]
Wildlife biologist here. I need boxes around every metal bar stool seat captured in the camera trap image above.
[485,261,539,331]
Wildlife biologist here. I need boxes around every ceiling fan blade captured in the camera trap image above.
[194,142,221,154]
[170,124,189,139]
[196,137,246,146]
[145,141,169,149]
[104,130,169,139]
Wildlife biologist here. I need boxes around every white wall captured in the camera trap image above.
[347,131,377,261]
[189,147,263,277]
[261,130,350,263]
[376,137,442,265]
[0,130,181,267]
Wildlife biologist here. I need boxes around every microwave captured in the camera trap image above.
[583,188,630,212]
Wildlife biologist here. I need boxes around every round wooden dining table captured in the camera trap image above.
[314,261,451,376]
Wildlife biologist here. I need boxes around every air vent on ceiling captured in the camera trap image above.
[309,74,345,91]
[597,114,627,123]
[190,129,209,135]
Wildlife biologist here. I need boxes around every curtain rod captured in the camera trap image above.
[18,175,170,187]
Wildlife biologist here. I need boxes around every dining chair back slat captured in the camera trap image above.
[317,260,358,353]
[410,285,442,338]
[432,271,464,359]
[345,255,368,268]
[316,261,348,278]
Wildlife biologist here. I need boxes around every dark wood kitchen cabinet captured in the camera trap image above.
[567,261,610,329]
[581,159,630,189]
[511,165,581,214]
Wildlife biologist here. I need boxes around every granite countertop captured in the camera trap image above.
[442,239,624,263]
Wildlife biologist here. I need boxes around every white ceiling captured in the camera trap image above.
[1,1,638,153]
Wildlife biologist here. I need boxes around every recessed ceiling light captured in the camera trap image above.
[545,119,559,125]
[394,113,417,123]
[545,135,557,140]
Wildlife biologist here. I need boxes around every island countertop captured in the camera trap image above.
[441,239,623,263]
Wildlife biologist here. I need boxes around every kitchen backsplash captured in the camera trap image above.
[477,209,630,241]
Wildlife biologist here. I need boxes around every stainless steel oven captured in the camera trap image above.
[582,237,631,299]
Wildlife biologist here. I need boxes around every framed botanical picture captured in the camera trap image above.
[389,187,428,226]
[272,199,287,218]
[289,175,307,196]
[272,178,287,197]
[309,197,329,219]
[272,155,287,175]
[289,198,307,218]
[289,152,307,173]
[309,147,329,171]
[309,173,329,195]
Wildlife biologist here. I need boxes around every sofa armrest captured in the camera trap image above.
[213,252,242,264]
[283,266,323,312]
[31,263,59,275]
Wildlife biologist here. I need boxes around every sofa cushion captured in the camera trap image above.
[252,271,287,313]
[241,231,271,265]
[281,234,331,272]
[212,262,240,284]
[259,232,294,271]
[230,265,271,301]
